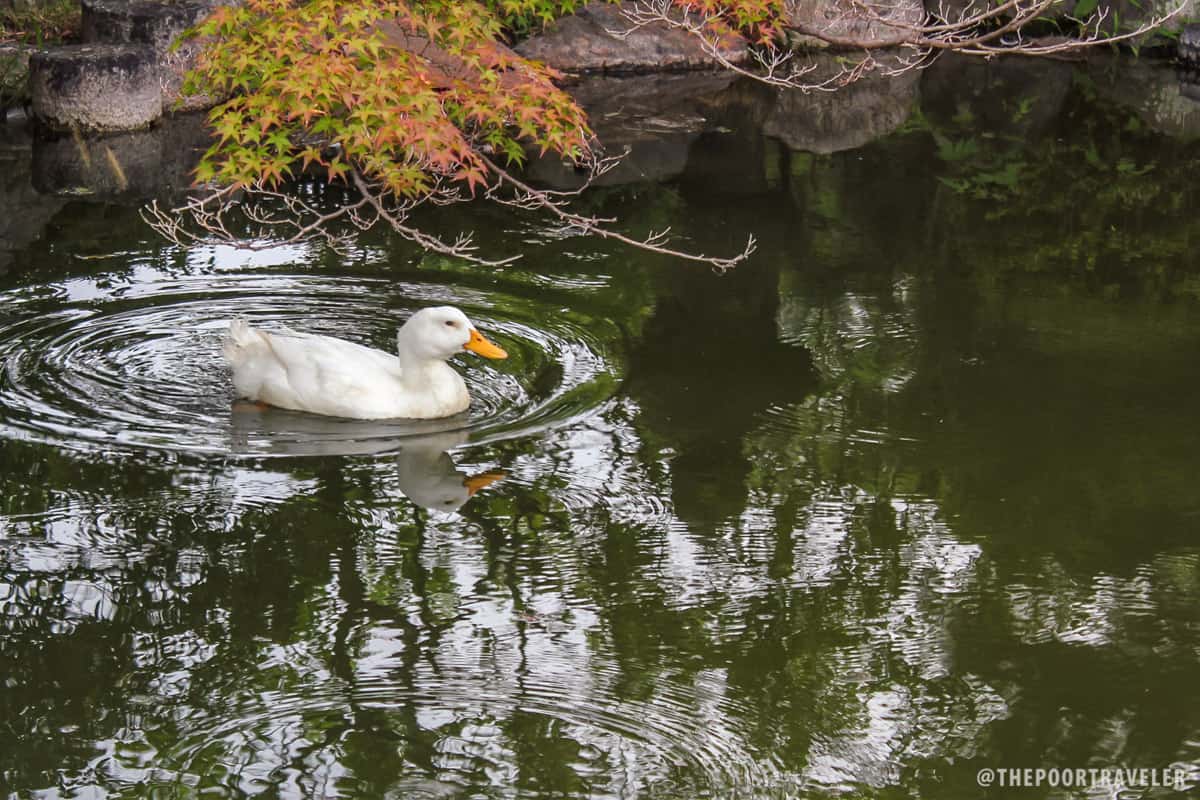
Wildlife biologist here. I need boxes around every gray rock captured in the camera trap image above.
[1088,54,1200,140]
[82,0,211,49]
[516,1,749,74]
[1182,76,1200,101]
[786,0,925,49]
[82,0,227,111]
[29,43,162,132]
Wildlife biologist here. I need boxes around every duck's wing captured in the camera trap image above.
[267,332,401,378]
[228,325,402,416]
[268,331,400,388]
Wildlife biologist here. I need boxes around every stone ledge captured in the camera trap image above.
[29,43,162,132]
[82,0,228,111]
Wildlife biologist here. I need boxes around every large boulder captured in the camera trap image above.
[81,0,227,111]
[1179,22,1200,63]
[1088,55,1200,140]
[516,1,749,74]
[786,0,925,49]
[29,44,162,132]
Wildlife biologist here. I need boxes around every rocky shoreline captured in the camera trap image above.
[4,0,221,129]
[3,0,769,132]
[2,0,1193,132]
[0,0,1198,222]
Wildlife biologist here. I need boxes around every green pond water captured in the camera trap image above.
[2,56,1200,798]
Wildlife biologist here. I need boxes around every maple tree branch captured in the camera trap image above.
[480,155,756,271]
[141,181,369,253]
[349,170,522,266]
[621,0,1188,91]
[614,1,831,90]
[151,0,767,269]
[142,149,754,269]
[525,148,627,198]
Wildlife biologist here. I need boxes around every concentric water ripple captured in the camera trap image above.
[130,642,785,799]
[0,267,617,457]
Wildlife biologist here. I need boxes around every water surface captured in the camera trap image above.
[2,55,1200,798]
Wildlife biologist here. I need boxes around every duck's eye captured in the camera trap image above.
[444,320,456,327]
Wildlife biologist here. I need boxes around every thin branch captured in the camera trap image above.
[481,154,756,271]
[616,1,833,90]
[141,181,369,254]
[621,0,1189,92]
[144,153,753,271]
[349,170,522,267]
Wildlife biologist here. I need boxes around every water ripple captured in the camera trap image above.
[0,270,617,458]
[137,632,784,799]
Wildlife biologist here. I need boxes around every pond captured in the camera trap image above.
[2,54,1200,798]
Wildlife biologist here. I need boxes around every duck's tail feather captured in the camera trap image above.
[223,317,265,364]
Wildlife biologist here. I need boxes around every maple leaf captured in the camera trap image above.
[183,0,599,202]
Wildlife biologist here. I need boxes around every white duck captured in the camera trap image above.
[223,306,508,420]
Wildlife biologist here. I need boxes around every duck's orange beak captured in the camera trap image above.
[463,470,506,497]
[464,328,507,359]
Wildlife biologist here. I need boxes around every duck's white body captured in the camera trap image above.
[223,306,507,420]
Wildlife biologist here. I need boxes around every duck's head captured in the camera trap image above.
[398,306,508,362]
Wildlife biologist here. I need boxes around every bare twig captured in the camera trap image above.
[621,0,1189,91]
[349,170,522,267]
[142,151,754,271]
[481,154,756,271]
[142,181,369,255]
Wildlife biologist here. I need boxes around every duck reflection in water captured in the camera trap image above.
[229,405,504,511]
